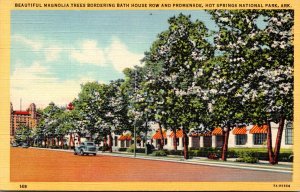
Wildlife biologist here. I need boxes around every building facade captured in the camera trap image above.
[10,103,40,142]
[151,122,293,150]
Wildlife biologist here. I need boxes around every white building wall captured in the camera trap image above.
[227,122,293,149]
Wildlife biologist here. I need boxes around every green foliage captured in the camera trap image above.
[168,150,183,156]
[14,125,32,144]
[236,151,259,163]
[152,150,168,156]
[126,145,146,153]
[118,147,128,152]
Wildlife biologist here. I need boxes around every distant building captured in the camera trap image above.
[10,103,40,142]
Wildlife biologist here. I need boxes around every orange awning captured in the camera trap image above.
[118,135,132,141]
[232,126,247,135]
[212,127,223,135]
[170,129,183,138]
[200,132,212,136]
[152,130,167,139]
[249,125,268,134]
[189,131,212,137]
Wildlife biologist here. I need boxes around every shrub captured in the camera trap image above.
[118,147,127,152]
[236,150,259,163]
[207,153,219,160]
[189,147,200,150]
[126,144,146,153]
[168,150,183,156]
[152,150,167,156]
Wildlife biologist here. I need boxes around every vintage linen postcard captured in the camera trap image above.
[0,0,299,191]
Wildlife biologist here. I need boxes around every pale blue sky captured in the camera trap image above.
[10,10,217,108]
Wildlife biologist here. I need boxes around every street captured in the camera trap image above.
[11,147,292,182]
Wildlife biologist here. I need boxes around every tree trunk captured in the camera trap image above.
[183,128,189,160]
[48,137,50,148]
[78,134,81,145]
[221,125,230,161]
[108,132,113,153]
[172,128,177,150]
[158,123,164,150]
[69,133,72,149]
[61,136,64,149]
[273,115,286,164]
[266,120,275,164]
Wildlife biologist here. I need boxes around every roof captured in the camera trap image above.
[249,125,268,134]
[152,130,167,140]
[232,126,247,135]
[170,129,183,138]
[212,127,223,135]
[13,111,30,115]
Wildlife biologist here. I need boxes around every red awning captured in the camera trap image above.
[232,126,247,135]
[212,127,223,135]
[170,129,183,138]
[249,125,268,134]
[152,130,167,139]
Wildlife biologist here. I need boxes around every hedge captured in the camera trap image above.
[187,148,293,162]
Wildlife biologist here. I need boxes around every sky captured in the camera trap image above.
[10,10,217,109]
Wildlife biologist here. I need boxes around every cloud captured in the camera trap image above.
[106,38,143,73]
[70,38,143,73]
[12,34,63,63]
[45,46,63,62]
[71,40,106,66]
[10,62,97,109]
[12,34,43,51]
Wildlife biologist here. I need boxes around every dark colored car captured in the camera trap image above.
[22,143,29,148]
[74,142,97,156]
[11,143,19,147]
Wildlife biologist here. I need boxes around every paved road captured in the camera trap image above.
[10,147,292,182]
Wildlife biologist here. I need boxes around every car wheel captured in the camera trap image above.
[80,150,84,156]
[74,151,77,155]
[93,153,96,156]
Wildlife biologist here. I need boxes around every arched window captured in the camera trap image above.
[285,122,293,145]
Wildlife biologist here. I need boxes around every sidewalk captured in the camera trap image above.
[32,147,292,174]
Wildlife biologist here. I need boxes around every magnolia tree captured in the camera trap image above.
[102,79,132,152]
[208,10,293,163]
[145,14,214,159]
[123,67,153,148]
[37,102,64,147]
[75,82,108,142]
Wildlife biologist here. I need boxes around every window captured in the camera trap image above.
[285,122,293,145]
[203,136,212,147]
[254,133,267,145]
[164,138,167,145]
[176,138,179,146]
[216,135,223,147]
[114,136,118,146]
[235,135,247,145]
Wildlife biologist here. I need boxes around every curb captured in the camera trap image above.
[29,147,292,174]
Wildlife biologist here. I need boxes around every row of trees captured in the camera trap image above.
[30,10,293,165]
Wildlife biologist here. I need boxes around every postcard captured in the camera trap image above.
[0,0,299,191]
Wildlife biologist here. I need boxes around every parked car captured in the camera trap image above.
[22,143,29,148]
[11,143,19,147]
[74,142,97,156]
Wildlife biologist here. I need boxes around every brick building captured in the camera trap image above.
[10,102,40,142]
